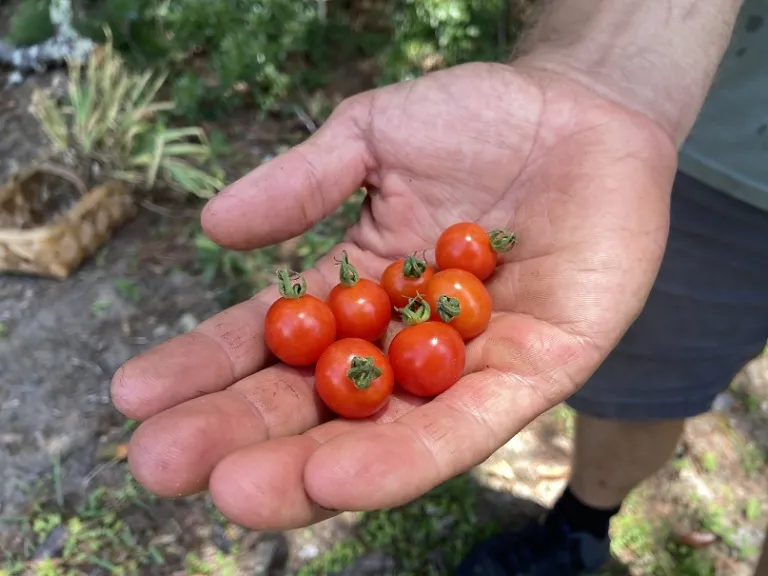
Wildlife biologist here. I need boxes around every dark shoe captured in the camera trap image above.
[455,517,610,576]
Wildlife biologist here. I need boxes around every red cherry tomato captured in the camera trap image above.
[380,254,435,310]
[265,270,336,366]
[435,222,516,281]
[425,268,492,340]
[315,338,394,419]
[327,251,391,341]
[388,321,465,397]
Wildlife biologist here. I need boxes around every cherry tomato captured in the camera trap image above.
[425,268,492,340]
[388,321,465,397]
[265,270,336,366]
[315,338,394,419]
[380,254,435,310]
[327,251,391,341]
[435,222,516,281]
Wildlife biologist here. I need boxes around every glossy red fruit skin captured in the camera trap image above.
[425,268,492,341]
[315,338,394,419]
[435,222,497,281]
[388,322,466,397]
[264,294,337,366]
[327,279,392,342]
[380,259,436,310]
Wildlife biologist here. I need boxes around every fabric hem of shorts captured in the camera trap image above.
[564,394,715,421]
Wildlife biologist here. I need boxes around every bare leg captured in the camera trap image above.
[568,413,685,508]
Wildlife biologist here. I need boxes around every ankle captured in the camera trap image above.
[547,486,622,540]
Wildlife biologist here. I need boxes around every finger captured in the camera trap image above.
[208,395,423,529]
[127,363,325,497]
[111,266,333,422]
[303,315,599,511]
[201,100,375,250]
[210,436,337,530]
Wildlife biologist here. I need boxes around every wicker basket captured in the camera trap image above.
[0,164,136,279]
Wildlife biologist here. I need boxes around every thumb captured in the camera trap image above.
[201,100,373,250]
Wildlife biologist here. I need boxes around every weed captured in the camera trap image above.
[611,492,655,560]
[90,299,112,317]
[0,321,10,339]
[743,393,761,414]
[300,473,496,575]
[740,441,765,476]
[552,404,575,436]
[4,471,180,573]
[744,497,761,522]
[184,550,237,575]
[113,278,140,304]
[700,452,718,473]
[653,538,716,576]
[672,456,692,471]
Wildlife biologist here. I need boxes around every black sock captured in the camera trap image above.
[546,487,621,540]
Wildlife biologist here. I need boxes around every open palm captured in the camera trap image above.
[112,62,677,529]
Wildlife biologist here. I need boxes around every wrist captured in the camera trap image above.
[514,50,682,144]
[512,0,744,147]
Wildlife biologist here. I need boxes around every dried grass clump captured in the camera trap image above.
[30,30,224,198]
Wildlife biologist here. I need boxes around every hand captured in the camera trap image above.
[112,62,676,529]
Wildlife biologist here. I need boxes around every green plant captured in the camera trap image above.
[744,497,761,521]
[653,538,716,576]
[90,299,112,316]
[740,442,765,476]
[114,277,140,303]
[378,0,517,84]
[7,0,55,47]
[700,452,718,473]
[301,474,496,575]
[30,31,224,198]
[161,0,320,120]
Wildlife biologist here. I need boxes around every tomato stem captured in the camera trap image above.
[489,229,517,253]
[402,252,428,279]
[347,356,382,390]
[436,295,461,323]
[335,250,360,287]
[276,268,307,299]
[396,294,431,326]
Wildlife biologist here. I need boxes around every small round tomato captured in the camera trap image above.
[315,338,394,419]
[435,222,516,281]
[380,253,435,310]
[327,251,391,341]
[425,268,491,340]
[388,321,465,397]
[265,269,336,366]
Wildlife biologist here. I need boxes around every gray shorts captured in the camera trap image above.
[567,171,768,420]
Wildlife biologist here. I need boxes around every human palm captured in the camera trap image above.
[112,62,677,529]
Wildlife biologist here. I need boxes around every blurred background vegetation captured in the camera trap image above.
[8,0,526,121]
[6,0,532,306]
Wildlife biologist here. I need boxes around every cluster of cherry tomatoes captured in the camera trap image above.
[264,222,516,420]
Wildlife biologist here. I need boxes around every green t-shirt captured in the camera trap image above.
[678,0,768,211]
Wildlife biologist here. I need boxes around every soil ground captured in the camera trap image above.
[2,31,768,576]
